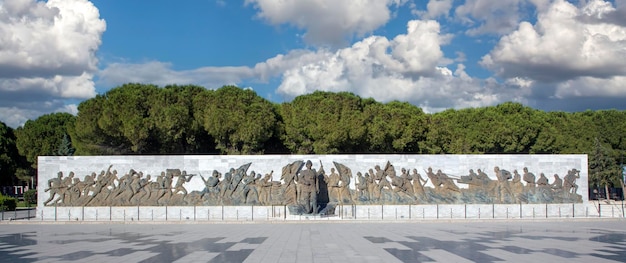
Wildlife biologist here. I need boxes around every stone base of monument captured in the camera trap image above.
[287,205,305,215]
[33,203,610,222]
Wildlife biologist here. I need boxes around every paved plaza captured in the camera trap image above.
[0,219,625,262]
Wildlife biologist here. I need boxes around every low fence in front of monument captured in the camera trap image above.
[30,202,625,222]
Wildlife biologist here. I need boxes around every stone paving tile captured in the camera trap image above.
[0,219,625,262]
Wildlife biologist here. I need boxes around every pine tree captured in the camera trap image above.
[56,134,75,156]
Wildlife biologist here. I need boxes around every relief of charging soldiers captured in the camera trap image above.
[563,169,580,195]
[200,170,222,201]
[366,168,381,202]
[281,161,302,206]
[241,170,261,204]
[425,167,460,194]
[324,168,342,203]
[334,162,353,204]
[258,171,279,205]
[296,160,325,214]
[388,166,416,202]
[355,172,368,201]
[44,162,585,206]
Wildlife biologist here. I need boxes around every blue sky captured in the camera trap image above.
[1,0,626,128]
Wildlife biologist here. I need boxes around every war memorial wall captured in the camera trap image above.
[37,154,592,221]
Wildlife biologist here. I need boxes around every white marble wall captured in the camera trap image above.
[37,154,589,208]
[36,203,605,221]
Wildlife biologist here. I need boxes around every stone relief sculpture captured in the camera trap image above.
[44,160,584,214]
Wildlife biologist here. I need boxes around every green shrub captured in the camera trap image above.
[0,194,17,211]
[23,189,37,205]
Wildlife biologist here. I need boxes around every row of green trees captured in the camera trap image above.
[1,84,625,193]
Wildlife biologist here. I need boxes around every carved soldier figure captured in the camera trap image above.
[537,173,549,189]
[400,168,414,195]
[367,170,380,201]
[476,169,490,182]
[390,168,410,195]
[523,167,536,188]
[375,165,392,191]
[59,172,75,204]
[459,169,478,184]
[356,172,368,199]
[325,168,341,203]
[129,172,143,195]
[173,170,194,196]
[511,170,524,195]
[281,161,301,206]
[436,169,460,192]
[163,171,174,196]
[411,169,427,198]
[551,174,563,192]
[219,168,235,198]
[563,169,580,194]
[297,160,324,214]
[82,172,96,196]
[242,171,260,203]
[338,166,352,203]
[201,170,221,194]
[44,172,64,206]
[258,171,273,205]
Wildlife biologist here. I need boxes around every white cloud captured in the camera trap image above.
[0,72,95,98]
[415,0,453,19]
[274,20,520,111]
[98,50,331,89]
[0,102,77,128]
[455,0,524,35]
[245,0,406,47]
[481,0,626,85]
[98,61,254,89]
[555,76,626,98]
[0,0,105,128]
[0,0,105,78]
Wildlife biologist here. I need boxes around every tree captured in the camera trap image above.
[589,137,620,200]
[364,101,427,153]
[56,133,75,156]
[151,85,215,153]
[15,112,75,168]
[0,122,21,186]
[194,86,277,154]
[72,94,126,154]
[280,91,370,154]
[98,83,160,153]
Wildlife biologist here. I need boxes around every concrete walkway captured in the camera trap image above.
[0,219,625,262]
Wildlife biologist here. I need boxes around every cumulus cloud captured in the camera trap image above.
[481,0,626,85]
[244,0,406,47]
[99,62,254,89]
[0,0,105,127]
[455,0,524,35]
[98,50,331,89]
[274,20,521,111]
[556,76,626,98]
[415,0,454,19]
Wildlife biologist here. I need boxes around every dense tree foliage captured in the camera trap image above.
[423,103,548,154]
[72,94,125,154]
[0,122,21,186]
[15,113,75,167]
[73,84,217,154]
[194,86,277,154]
[3,83,626,191]
[280,92,371,153]
[151,85,214,153]
[365,101,427,153]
